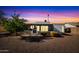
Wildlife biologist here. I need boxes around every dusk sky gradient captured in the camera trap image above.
[0,6,79,23]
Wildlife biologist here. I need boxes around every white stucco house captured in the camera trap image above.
[24,21,67,34]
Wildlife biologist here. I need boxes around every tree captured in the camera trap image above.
[11,13,27,32]
[4,12,28,32]
[2,11,28,33]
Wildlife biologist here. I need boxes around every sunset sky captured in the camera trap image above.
[0,6,79,23]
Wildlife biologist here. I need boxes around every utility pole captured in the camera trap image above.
[48,14,50,23]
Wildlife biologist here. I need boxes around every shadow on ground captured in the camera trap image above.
[63,33,72,36]
[21,36,50,42]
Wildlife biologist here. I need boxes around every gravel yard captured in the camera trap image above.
[0,28,79,53]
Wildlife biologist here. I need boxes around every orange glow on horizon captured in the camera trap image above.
[24,17,79,23]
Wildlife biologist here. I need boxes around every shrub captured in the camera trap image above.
[2,13,28,33]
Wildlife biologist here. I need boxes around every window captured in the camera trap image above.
[36,26,40,31]
[41,26,48,32]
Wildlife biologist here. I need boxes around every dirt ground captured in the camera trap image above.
[0,27,79,53]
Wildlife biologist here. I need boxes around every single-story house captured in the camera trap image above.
[24,22,53,33]
[24,22,66,34]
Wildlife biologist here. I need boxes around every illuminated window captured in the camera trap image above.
[36,26,40,31]
[41,26,48,32]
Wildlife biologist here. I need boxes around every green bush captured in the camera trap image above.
[2,13,28,33]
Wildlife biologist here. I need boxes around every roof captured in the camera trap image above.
[24,22,66,25]
[65,24,76,28]
[24,22,50,25]
[32,22,49,24]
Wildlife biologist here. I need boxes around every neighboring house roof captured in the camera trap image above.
[65,24,76,28]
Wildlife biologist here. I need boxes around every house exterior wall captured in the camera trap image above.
[53,24,65,33]
[30,24,54,32]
